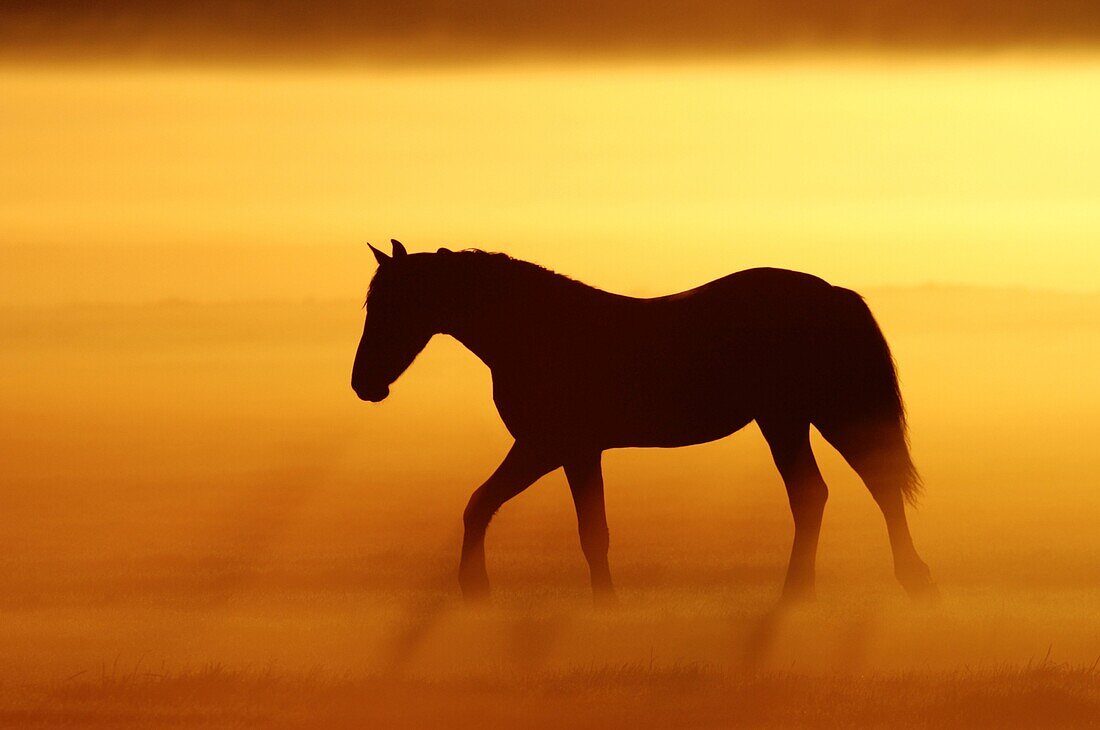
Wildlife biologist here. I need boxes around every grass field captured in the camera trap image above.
[2,289,1099,727]
[6,657,1100,728]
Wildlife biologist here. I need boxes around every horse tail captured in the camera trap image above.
[816,288,922,506]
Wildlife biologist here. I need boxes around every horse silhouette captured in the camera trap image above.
[353,240,935,605]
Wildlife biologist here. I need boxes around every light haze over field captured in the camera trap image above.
[2,12,1100,725]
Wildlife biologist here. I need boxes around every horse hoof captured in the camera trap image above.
[592,589,620,610]
[903,578,940,605]
[898,562,939,605]
[461,586,490,604]
[459,570,491,603]
[779,582,816,606]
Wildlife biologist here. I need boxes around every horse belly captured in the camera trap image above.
[492,372,752,451]
[606,396,753,448]
[586,366,754,448]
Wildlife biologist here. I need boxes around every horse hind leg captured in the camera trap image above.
[563,451,617,607]
[815,419,937,602]
[758,417,829,604]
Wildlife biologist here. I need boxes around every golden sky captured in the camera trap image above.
[2,57,1099,305]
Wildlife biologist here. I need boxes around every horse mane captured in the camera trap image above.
[446,249,591,294]
[365,247,599,312]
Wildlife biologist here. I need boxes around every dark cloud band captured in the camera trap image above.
[3,0,1100,62]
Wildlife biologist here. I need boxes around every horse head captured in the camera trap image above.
[351,239,438,402]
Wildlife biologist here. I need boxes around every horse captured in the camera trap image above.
[352,239,936,605]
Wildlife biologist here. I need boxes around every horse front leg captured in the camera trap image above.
[564,451,618,607]
[459,442,558,602]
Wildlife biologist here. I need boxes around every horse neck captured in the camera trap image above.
[440,260,589,370]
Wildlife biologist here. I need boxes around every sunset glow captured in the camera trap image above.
[3,11,1100,725]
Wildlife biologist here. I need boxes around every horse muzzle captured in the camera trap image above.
[353,383,389,402]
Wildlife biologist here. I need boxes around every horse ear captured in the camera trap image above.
[390,239,408,258]
[367,242,390,266]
